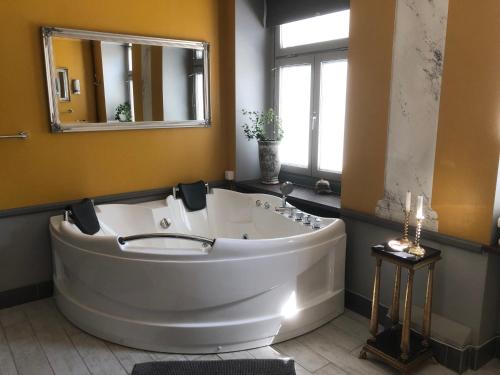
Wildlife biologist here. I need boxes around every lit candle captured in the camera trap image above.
[405,191,411,212]
[416,196,424,219]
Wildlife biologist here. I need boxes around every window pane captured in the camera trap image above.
[317,60,348,173]
[279,64,311,168]
[280,10,350,49]
[195,73,204,120]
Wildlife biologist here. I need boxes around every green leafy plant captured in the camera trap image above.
[115,102,132,122]
[241,108,284,142]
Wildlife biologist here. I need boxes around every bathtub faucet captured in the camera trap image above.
[279,181,294,208]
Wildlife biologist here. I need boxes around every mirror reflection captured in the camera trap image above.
[50,36,206,126]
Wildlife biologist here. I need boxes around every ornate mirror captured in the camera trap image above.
[42,27,210,133]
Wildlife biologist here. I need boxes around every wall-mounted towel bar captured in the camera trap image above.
[0,131,29,140]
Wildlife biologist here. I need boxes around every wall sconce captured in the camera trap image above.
[71,79,81,95]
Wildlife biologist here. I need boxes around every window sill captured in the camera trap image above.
[234,179,341,217]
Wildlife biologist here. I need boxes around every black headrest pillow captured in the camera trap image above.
[177,180,207,211]
[67,198,100,235]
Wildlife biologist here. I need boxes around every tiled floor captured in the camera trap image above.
[0,298,499,375]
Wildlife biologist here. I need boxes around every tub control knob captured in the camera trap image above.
[264,202,271,209]
[303,215,312,225]
[295,211,304,221]
[256,200,262,207]
[160,218,172,229]
[312,217,322,229]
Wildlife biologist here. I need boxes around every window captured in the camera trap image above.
[275,10,349,178]
[278,61,311,168]
[280,10,350,49]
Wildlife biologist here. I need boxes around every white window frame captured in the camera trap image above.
[274,27,348,180]
[276,36,349,59]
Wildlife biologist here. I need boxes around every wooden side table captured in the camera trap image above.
[359,243,441,374]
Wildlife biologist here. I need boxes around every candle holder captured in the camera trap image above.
[388,209,414,251]
[408,218,426,256]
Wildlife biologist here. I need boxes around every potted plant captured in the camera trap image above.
[115,102,132,122]
[241,108,284,184]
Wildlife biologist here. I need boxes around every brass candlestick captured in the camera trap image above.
[408,218,425,256]
[388,209,413,251]
[401,209,412,247]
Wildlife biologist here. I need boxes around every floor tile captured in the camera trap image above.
[107,343,153,374]
[0,299,486,375]
[0,325,18,375]
[4,322,54,375]
[218,351,254,360]
[274,339,329,372]
[71,332,127,375]
[29,313,89,375]
[0,306,27,328]
[149,353,186,361]
[247,346,288,359]
[313,363,350,375]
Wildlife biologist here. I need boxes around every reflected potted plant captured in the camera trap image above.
[115,102,132,122]
[241,108,284,184]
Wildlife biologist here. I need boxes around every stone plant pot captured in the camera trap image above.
[258,140,281,185]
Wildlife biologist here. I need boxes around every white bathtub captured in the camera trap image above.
[50,188,346,353]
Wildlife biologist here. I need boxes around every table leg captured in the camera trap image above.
[370,258,382,339]
[400,269,414,361]
[389,265,402,326]
[422,264,435,347]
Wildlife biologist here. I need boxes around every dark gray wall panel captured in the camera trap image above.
[0,211,55,292]
[344,217,496,345]
[235,0,272,181]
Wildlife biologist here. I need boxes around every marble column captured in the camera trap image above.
[376,0,449,230]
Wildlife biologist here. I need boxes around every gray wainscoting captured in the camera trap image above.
[341,211,500,372]
[0,182,225,300]
[235,0,273,181]
[1,181,500,372]
[342,215,499,345]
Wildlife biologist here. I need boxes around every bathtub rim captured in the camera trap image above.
[50,215,346,261]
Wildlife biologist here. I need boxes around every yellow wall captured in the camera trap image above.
[219,0,236,171]
[342,0,500,244]
[431,0,500,243]
[0,0,234,210]
[53,38,97,123]
[341,0,395,213]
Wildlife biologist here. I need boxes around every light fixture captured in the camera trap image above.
[71,79,81,95]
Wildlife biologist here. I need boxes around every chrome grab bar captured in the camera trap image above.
[0,131,29,140]
[118,233,215,246]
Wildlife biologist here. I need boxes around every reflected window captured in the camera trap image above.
[195,73,204,121]
[192,49,205,121]
[55,68,70,101]
[126,44,135,122]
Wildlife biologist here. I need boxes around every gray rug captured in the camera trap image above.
[131,359,296,375]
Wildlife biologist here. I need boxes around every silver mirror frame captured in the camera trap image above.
[42,27,211,133]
